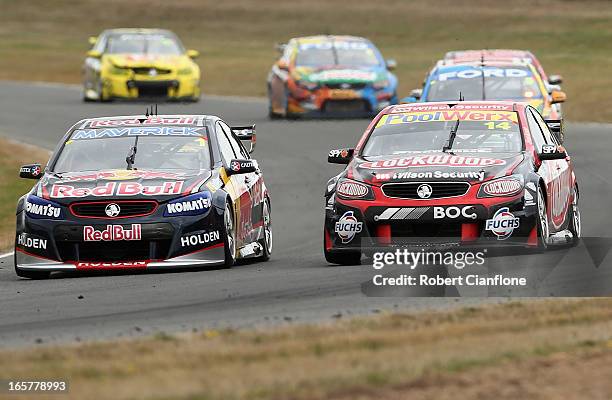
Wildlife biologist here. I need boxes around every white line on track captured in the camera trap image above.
[0,79,268,103]
[0,79,80,90]
[0,251,14,260]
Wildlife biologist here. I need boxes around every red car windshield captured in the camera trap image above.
[362,110,523,156]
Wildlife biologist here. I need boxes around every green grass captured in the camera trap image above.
[1,299,612,399]
[0,0,611,121]
[0,138,49,250]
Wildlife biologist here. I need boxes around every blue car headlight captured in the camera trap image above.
[25,195,64,220]
[164,191,213,217]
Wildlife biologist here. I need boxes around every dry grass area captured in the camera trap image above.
[0,138,50,250]
[0,0,611,121]
[340,346,612,400]
[1,299,612,400]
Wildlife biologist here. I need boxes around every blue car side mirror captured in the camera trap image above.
[401,96,418,104]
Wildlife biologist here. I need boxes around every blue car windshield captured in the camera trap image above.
[295,41,381,67]
[426,67,543,101]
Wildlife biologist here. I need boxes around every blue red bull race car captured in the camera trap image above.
[15,114,272,279]
[324,101,580,264]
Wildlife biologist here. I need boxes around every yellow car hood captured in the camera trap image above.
[105,54,193,70]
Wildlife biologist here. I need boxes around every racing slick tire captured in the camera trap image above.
[568,186,581,246]
[14,254,50,280]
[324,229,361,265]
[96,79,112,103]
[267,94,282,120]
[257,198,272,261]
[82,89,96,103]
[222,202,237,268]
[536,185,550,251]
[268,85,287,119]
[324,248,361,265]
[268,84,296,120]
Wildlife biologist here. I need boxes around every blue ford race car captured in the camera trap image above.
[402,60,565,119]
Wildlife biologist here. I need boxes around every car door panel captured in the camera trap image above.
[215,122,247,250]
[527,108,563,234]
[532,109,572,230]
[220,122,262,246]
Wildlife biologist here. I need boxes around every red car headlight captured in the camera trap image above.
[336,179,373,200]
[478,176,523,198]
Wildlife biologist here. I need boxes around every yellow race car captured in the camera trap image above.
[82,29,200,102]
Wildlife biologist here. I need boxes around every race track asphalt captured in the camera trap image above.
[0,81,610,347]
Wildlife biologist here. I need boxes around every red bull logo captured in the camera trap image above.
[83,224,142,241]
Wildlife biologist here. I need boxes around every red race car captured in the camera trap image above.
[324,101,580,264]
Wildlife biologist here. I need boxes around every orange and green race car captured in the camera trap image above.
[82,29,201,102]
[267,35,398,118]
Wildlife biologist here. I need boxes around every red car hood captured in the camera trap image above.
[350,152,524,186]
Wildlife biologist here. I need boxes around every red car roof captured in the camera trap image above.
[445,49,547,80]
[385,101,523,114]
[446,49,535,61]
[441,59,531,68]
